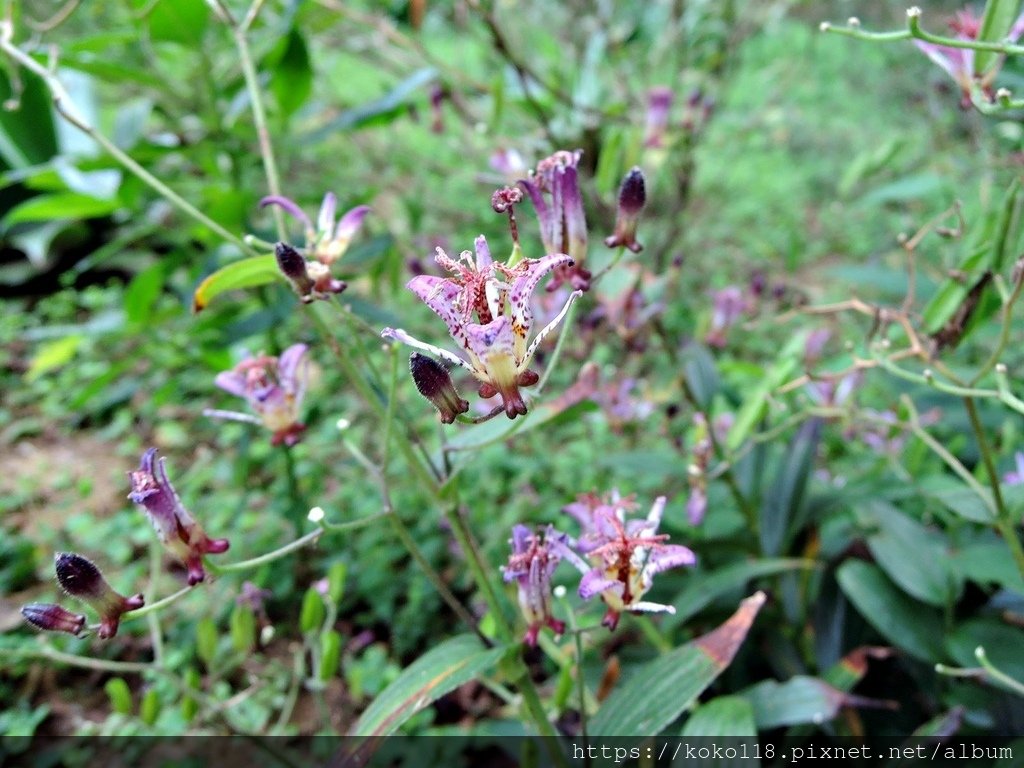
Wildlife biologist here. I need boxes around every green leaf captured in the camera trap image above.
[664,558,813,630]
[836,561,945,663]
[741,675,886,729]
[269,28,313,119]
[192,254,281,312]
[124,263,165,326]
[147,0,210,46]
[3,192,120,226]
[25,336,83,382]
[946,619,1024,684]
[590,592,765,735]
[760,420,820,556]
[949,539,1024,592]
[858,500,956,606]
[682,343,721,411]
[727,332,805,452]
[352,634,508,737]
[104,678,133,715]
[975,0,1024,75]
[681,695,756,737]
[919,476,995,523]
[0,70,58,168]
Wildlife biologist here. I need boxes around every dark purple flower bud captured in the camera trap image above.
[429,84,445,133]
[54,553,144,640]
[604,167,646,253]
[275,242,316,295]
[21,603,86,636]
[129,449,230,586]
[409,353,470,424]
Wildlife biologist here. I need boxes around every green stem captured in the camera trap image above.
[976,646,1024,698]
[281,445,306,531]
[210,529,324,573]
[963,396,1024,581]
[224,0,287,240]
[822,10,1024,56]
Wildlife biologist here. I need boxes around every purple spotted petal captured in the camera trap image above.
[408,275,470,350]
[278,343,308,394]
[646,544,697,575]
[518,177,555,253]
[214,370,249,400]
[474,235,493,271]
[579,568,620,600]
[508,253,574,354]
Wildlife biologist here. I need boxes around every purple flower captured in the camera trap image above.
[502,525,565,647]
[211,344,310,446]
[382,236,582,419]
[128,449,230,586]
[261,192,370,265]
[260,193,369,303]
[21,603,86,636]
[914,8,1024,108]
[604,167,647,253]
[519,150,591,292]
[644,87,674,148]
[706,286,750,348]
[1005,451,1024,485]
[554,493,696,630]
[54,553,144,640]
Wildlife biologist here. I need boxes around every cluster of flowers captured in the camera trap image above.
[22,449,229,639]
[20,151,650,643]
[503,491,696,646]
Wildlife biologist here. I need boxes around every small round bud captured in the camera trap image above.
[308,506,326,523]
[996,363,1008,374]
[553,585,567,599]
[906,6,921,19]
[819,21,831,32]
[336,418,351,431]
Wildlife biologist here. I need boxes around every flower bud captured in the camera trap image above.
[55,553,144,640]
[21,603,86,636]
[409,353,470,424]
[275,242,317,301]
[604,167,646,253]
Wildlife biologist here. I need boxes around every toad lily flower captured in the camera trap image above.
[210,343,310,446]
[553,495,696,631]
[54,553,144,639]
[519,150,590,292]
[604,167,647,253]
[382,235,583,419]
[129,449,229,586]
[502,525,566,647]
[260,192,370,302]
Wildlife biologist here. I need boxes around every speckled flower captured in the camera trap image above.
[382,235,582,419]
[54,553,144,639]
[502,525,566,647]
[554,494,696,630]
[210,343,310,446]
[128,449,229,586]
[519,150,591,292]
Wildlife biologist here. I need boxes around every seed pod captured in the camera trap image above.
[300,587,326,634]
[319,630,342,681]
